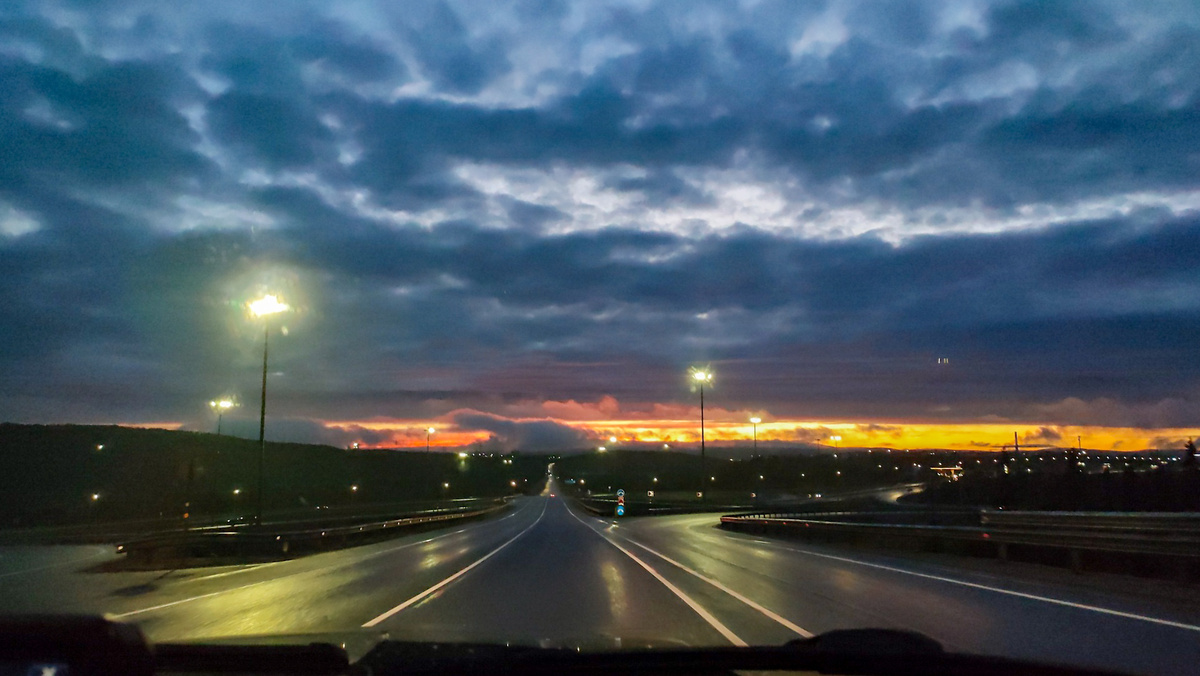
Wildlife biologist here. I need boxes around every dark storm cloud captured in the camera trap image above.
[449,410,591,451]
[404,1,511,95]
[1,0,1199,442]
[0,54,210,190]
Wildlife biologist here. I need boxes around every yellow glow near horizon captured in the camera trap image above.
[146,414,1198,453]
[248,294,289,317]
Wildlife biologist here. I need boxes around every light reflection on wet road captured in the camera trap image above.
[2,484,1198,675]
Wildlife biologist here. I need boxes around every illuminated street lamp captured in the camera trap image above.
[749,417,761,455]
[427,427,435,453]
[209,398,236,436]
[248,293,289,526]
[691,368,713,501]
[830,435,841,452]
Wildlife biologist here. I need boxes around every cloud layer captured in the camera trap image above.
[1,0,1198,445]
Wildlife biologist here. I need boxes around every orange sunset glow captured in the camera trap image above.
[324,417,1197,452]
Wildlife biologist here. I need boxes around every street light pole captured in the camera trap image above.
[750,417,761,456]
[210,398,234,436]
[427,427,435,453]
[691,369,712,502]
[248,294,288,528]
[257,324,268,527]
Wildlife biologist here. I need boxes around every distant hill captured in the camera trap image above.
[0,423,546,528]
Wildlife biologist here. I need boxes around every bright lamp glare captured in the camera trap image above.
[249,294,289,317]
[750,417,761,424]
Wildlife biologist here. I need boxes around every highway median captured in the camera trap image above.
[103,497,515,570]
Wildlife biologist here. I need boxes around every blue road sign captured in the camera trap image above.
[616,505,625,516]
[616,489,625,497]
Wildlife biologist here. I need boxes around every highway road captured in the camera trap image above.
[1,479,1198,675]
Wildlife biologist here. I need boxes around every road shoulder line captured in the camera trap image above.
[563,501,747,646]
[622,537,812,637]
[740,535,1200,633]
[362,500,547,628]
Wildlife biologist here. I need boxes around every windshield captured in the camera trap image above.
[1,1,1199,675]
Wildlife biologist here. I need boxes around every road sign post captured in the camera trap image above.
[616,488,625,517]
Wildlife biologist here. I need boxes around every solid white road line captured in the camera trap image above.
[109,576,283,619]
[111,500,537,620]
[362,500,548,628]
[183,561,285,583]
[739,536,1200,633]
[623,537,813,638]
[0,549,113,580]
[564,502,746,646]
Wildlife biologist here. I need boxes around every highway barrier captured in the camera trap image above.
[720,509,1200,578]
[114,498,513,566]
[0,497,504,546]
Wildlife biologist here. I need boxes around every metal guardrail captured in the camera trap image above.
[720,509,1200,567]
[977,510,1200,558]
[116,499,513,564]
[0,497,503,546]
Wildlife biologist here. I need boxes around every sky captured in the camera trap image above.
[1,0,1198,452]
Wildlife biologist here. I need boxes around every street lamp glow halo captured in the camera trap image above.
[749,417,761,424]
[248,294,289,317]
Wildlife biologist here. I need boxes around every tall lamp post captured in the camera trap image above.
[691,369,712,501]
[427,427,435,453]
[248,294,289,527]
[209,398,235,436]
[750,417,761,456]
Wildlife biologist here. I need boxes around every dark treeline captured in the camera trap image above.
[553,448,1199,511]
[553,449,938,501]
[0,424,549,528]
[912,467,1200,511]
